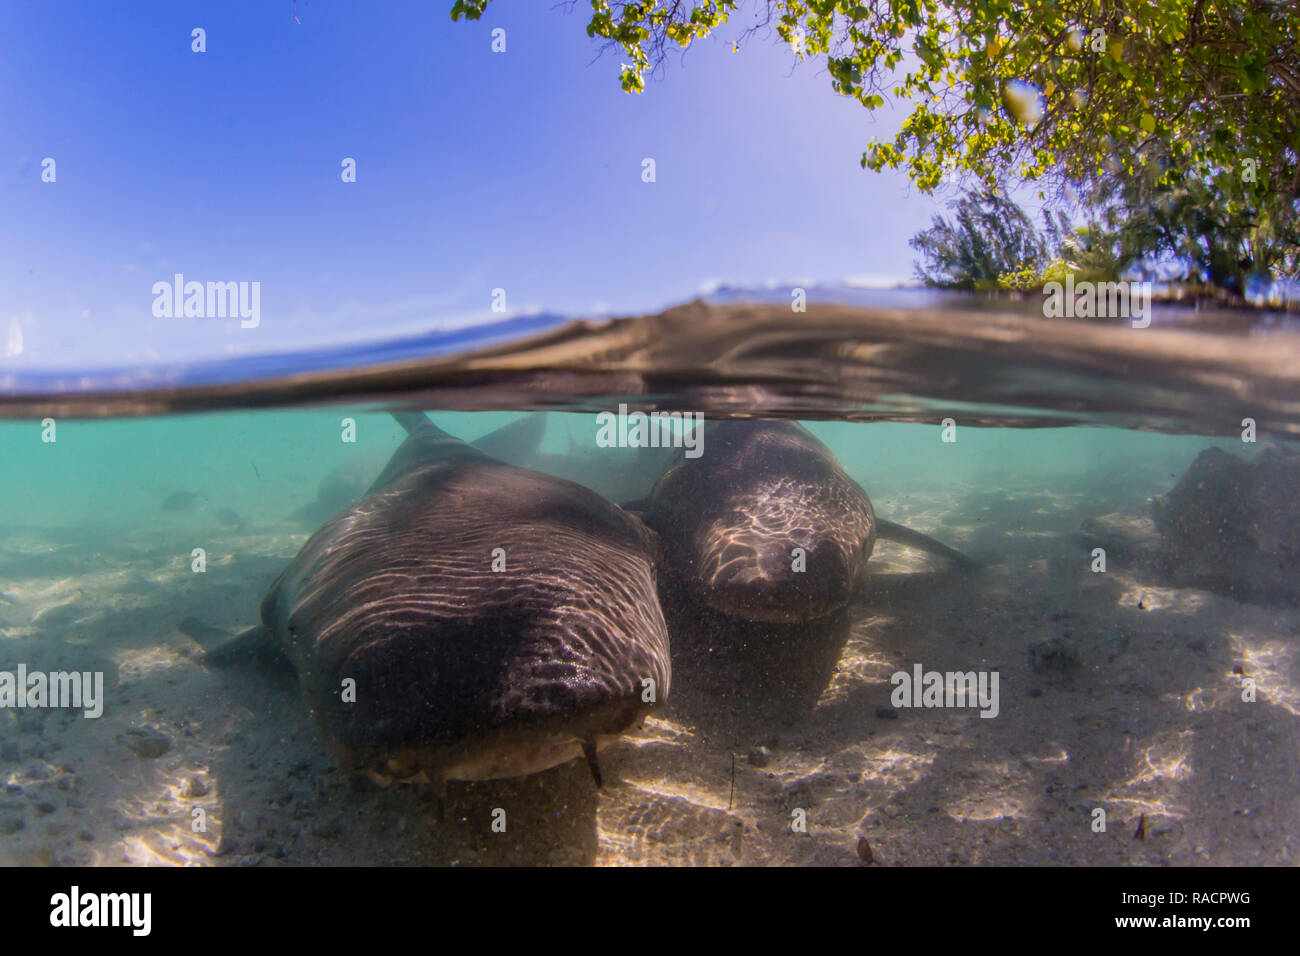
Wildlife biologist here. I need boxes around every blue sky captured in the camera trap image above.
[0,0,944,368]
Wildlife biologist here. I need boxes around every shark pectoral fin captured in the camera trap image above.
[581,738,604,789]
[177,616,236,648]
[202,624,293,673]
[619,496,653,520]
[875,518,980,571]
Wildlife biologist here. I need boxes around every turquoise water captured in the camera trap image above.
[0,411,1243,530]
[0,389,1296,865]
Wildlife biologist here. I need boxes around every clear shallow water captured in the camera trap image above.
[0,411,1249,532]
[0,297,1298,866]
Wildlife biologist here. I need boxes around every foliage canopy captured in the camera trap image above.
[451,1,1299,212]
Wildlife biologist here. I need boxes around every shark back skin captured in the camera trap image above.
[643,419,974,622]
[643,420,877,622]
[260,416,671,786]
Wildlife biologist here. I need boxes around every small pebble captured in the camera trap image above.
[311,816,343,839]
[121,726,171,759]
[875,705,899,719]
[1029,636,1080,672]
[747,746,771,768]
[856,837,874,864]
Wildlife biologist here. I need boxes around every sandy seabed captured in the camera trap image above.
[1,476,1297,867]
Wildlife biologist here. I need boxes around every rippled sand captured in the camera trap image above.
[1,477,1296,866]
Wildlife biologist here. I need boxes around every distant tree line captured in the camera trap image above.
[909,182,1299,299]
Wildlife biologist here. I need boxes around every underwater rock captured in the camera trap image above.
[311,815,343,840]
[160,490,202,512]
[1029,637,1080,672]
[215,507,244,531]
[1079,512,1162,563]
[1152,445,1300,603]
[120,725,171,759]
[856,836,874,864]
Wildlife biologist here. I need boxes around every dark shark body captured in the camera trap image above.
[225,413,670,786]
[639,419,974,622]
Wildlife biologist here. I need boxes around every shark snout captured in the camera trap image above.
[693,531,858,621]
